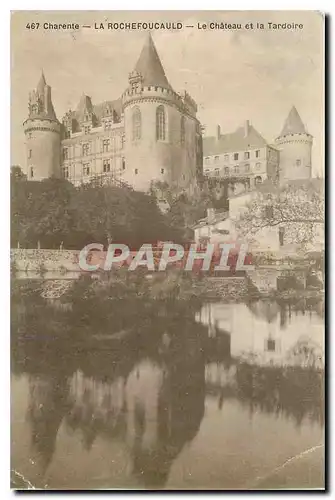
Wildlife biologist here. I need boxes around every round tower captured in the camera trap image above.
[121,33,200,193]
[275,106,313,184]
[23,72,61,181]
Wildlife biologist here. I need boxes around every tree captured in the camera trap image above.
[234,180,324,247]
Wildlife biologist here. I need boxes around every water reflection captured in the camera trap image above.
[11,297,324,489]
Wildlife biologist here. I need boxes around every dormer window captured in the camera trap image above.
[84,126,91,135]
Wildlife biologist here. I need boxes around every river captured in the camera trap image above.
[11,297,325,490]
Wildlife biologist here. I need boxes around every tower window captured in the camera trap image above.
[233,153,239,161]
[82,143,90,156]
[102,139,110,153]
[156,105,166,141]
[296,159,301,166]
[255,150,260,158]
[63,148,68,161]
[244,151,250,160]
[63,166,69,179]
[181,116,185,145]
[28,149,32,159]
[122,158,126,170]
[28,132,32,139]
[30,166,34,179]
[31,104,38,114]
[161,168,165,174]
[83,163,90,176]
[103,159,111,173]
[135,168,138,175]
[132,107,141,141]
[266,339,276,352]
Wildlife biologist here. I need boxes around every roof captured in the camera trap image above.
[67,97,122,128]
[279,106,308,137]
[193,210,229,229]
[203,124,268,156]
[36,71,46,95]
[134,32,172,90]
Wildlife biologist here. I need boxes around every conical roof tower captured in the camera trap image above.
[133,32,172,90]
[278,106,308,138]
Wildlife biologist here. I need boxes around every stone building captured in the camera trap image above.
[202,106,312,189]
[23,33,203,193]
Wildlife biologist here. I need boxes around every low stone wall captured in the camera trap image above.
[11,249,81,273]
[189,277,249,300]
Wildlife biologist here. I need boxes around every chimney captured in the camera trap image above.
[244,120,250,138]
[216,125,221,140]
[207,208,215,224]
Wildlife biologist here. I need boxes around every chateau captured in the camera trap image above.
[23,33,203,193]
[23,32,313,197]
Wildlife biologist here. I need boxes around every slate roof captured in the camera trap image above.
[203,124,268,156]
[134,32,172,90]
[279,106,308,137]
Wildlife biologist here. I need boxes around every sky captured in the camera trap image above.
[11,11,324,176]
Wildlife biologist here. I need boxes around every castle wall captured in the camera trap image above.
[122,96,198,193]
[275,134,312,183]
[24,119,61,180]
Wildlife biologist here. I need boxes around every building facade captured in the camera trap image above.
[202,106,312,189]
[23,33,203,193]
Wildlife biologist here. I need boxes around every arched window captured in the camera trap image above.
[132,107,141,140]
[181,116,185,145]
[156,105,166,141]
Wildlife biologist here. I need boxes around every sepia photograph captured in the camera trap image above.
[10,10,325,490]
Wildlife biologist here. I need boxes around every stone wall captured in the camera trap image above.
[189,277,249,300]
[11,249,81,273]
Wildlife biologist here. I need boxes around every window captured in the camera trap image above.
[28,132,32,139]
[214,156,219,163]
[245,164,250,172]
[31,104,38,114]
[83,163,90,176]
[104,121,112,131]
[296,159,301,166]
[102,139,110,153]
[205,169,210,173]
[255,162,261,170]
[132,107,141,140]
[103,159,111,173]
[135,168,138,175]
[63,166,69,179]
[181,116,185,145]
[63,148,68,161]
[84,126,91,135]
[122,158,126,170]
[156,105,166,141]
[279,227,285,247]
[224,154,229,162]
[244,151,250,160]
[161,168,165,174]
[255,176,262,185]
[224,167,229,175]
[255,150,260,158]
[234,165,239,174]
[233,153,239,161]
[266,339,276,352]
[121,134,125,149]
[30,166,34,179]
[28,149,32,159]
[182,174,186,180]
[205,157,210,164]
[82,143,90,156]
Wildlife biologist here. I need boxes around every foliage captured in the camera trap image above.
[234,181,324,247]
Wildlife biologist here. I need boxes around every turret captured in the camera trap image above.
[275,106,313,183]
[121,32,200,193]
[23,72,61,180]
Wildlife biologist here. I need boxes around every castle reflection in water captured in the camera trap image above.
[12,299,324,489]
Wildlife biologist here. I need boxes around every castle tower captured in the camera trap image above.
[23,72,61,181]
[121,33,201,193]
[275,106,313,183]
